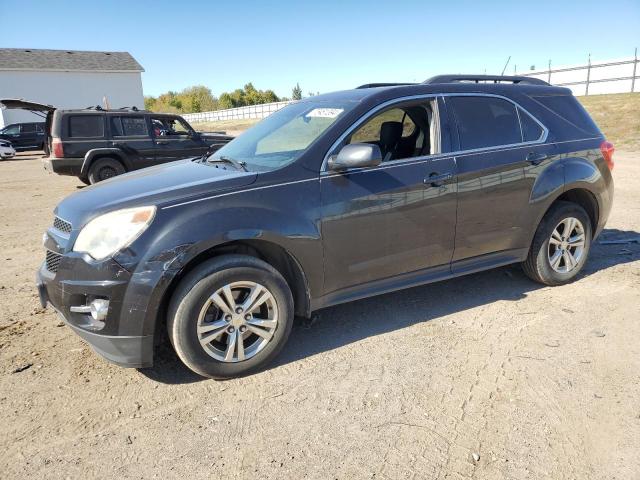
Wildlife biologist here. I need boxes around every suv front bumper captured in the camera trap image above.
[36,256,156,368]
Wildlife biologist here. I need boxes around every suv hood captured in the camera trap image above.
[55,159,257,227]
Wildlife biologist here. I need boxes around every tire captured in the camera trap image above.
[167,255,294,379]
[78,175,91,186]
[522,201,592,286]
[88,157,125,184]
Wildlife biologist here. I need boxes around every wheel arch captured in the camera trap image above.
[153,238,312,347]
[81,149,130,176]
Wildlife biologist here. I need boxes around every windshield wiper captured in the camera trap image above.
[206,155,248,172]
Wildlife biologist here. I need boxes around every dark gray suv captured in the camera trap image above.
[36,75,614,379]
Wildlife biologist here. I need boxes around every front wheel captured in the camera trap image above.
[167,255,294,379]
[522,201,592,286]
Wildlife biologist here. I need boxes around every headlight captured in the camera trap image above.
[73,206,156,260]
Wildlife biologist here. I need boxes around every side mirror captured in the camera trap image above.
[327,143,382,171]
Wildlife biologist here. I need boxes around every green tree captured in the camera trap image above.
[292,83,302,100]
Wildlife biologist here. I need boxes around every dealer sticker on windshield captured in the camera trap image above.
[305,108,344,118]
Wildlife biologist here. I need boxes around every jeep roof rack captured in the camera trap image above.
[423,74,550,86]
[356,82,417,89]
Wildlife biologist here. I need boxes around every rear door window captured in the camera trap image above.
[449,96,522,150]
[68,115,104,138]
[21,124,36,133]
[111,116,148,136]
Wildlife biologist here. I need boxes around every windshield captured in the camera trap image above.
[208,100,356,172]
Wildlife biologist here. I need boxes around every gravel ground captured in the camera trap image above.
[1,152,639,480]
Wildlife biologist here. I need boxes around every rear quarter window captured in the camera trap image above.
[68,115,104,138]
[531,95,600,135]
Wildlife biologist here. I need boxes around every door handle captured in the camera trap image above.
[526,152,547,165]
[156,140,169,145]
[424,172,453,187]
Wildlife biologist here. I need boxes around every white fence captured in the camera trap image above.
[183,100,295,123]
[517,50,639,96]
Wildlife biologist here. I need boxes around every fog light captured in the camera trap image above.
[90,299,109,321]
[70,298,109,321]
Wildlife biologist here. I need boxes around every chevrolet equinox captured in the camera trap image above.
[36,75,615,378]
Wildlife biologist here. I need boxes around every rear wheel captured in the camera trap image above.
[88,157,125,184]
[167,255,294,379]
[522,201,592,286]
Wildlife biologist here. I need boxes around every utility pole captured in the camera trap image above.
[632,47,638,93]
[585,53,592,96]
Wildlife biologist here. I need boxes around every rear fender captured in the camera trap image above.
[81,149,130,176]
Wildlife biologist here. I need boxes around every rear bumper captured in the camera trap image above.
[43,157,83,176]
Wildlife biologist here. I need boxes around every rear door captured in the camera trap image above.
[19,123,41,149]
[109,115,156,169]
[446,94,548,263]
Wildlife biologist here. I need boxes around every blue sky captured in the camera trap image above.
[2,0,639,98]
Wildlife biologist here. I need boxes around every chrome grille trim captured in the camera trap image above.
[53,216,72,234]
[45,250,62,273]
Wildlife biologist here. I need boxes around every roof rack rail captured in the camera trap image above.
[357,82,417,89]
[423,75,549,86]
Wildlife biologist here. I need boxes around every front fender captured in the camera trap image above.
[114,187,323,338]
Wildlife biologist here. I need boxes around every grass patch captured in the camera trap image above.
[578,93,640,151]
[191,93,640,151]
[193,118,259,136]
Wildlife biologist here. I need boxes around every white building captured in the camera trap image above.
[0,48,144,128]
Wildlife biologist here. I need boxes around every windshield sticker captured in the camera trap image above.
[305,108,344,119]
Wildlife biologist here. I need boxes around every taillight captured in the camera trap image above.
[600,140,614,171]
[52,138,64,158]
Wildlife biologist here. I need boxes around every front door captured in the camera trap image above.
[320,98,457,294]
[151,115,206,163]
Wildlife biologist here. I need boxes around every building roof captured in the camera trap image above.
[0,48,144,72]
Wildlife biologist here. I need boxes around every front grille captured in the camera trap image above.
[53,216,72,234]
[45,250,62,273]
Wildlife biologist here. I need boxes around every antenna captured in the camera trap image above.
[501,56,511,76]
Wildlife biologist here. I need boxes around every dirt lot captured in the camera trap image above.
[1,151,639,480]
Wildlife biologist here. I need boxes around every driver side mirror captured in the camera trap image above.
[327,143,382,171]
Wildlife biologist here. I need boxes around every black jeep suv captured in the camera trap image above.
[36,75,614,379]
[0,100,233,184]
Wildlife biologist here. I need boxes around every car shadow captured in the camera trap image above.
[139,228,639,384]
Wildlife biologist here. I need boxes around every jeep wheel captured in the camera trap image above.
[88,157,125,184]
[522,201,592,286]
[167,255,294,379]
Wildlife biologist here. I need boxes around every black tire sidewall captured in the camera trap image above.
[533,203,592,285]
[88,157,125,184]
[169,260,294,379]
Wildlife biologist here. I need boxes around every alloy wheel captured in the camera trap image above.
[547,217,586,273]
[196,281,278,362]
